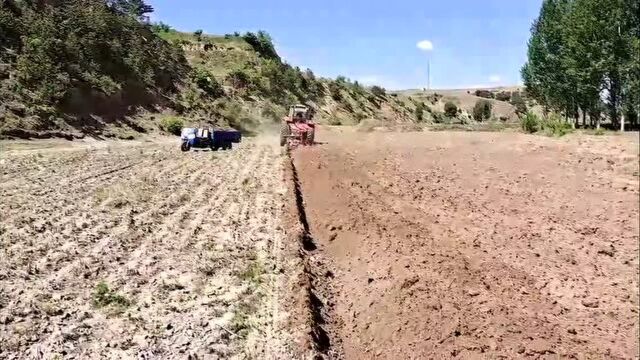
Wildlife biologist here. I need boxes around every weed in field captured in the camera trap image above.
[92,281,130,308]
[237,260,264,287]
[230,301,257,338]
[39,301,62,316]
[594,128,605,136]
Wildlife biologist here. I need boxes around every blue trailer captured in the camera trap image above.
[180,128,242,151]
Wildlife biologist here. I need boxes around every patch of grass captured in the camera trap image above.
[594,127,605,136]
[92,281,131,308]
[237,260,264,286]
[229,301,258,338]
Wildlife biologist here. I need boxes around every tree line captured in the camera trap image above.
[521,0,639,130]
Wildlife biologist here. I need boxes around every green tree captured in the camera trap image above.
[242,31,279,60]
[473,100,492,121]
[444,101,458,117]
[523,0,638,129]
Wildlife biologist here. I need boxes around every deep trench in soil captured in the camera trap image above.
[289,155,338,357]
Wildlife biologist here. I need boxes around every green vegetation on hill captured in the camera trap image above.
[0,0,412,138]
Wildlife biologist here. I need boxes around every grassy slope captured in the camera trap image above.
[155,29,416,131]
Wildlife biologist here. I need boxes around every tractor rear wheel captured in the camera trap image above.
[280,122,290,147]
[307,128,315,145]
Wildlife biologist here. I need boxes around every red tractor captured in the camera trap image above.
[280,104,316,148]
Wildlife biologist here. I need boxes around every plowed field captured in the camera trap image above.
[293,130,639,359]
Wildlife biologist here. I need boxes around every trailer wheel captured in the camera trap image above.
[280,123,290,147]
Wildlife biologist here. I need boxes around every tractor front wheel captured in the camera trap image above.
[280,123,290,147]
[181,141,191,152]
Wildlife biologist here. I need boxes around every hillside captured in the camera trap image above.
[0,1,414,140]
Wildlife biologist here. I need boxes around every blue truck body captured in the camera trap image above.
[180,128,241,151]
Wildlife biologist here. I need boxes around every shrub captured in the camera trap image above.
[194,29,203,42]
[193,68,224,98]
[444,101,458,117]
[521,112,540,133]
[415,102,425,121]
[226,69,251,89]
[510,92,527,116]
[151,22,172,33]
[495,91,511,102]
[370,85,386,97]
[93,282,130,308]
[474,89,494,99]
[160,116,183,135]
[432,111,446,124]
[473,100,492,121]
[541,114,573,136]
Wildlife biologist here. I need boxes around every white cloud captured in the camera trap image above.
[489,75,502,83]
[416,40,434,51]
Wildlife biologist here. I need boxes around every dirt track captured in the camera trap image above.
[293,130,639,359]
[0,137,299,359]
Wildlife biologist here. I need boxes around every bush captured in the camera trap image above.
[473,100,492,121]
[474,89,494,99]
[495,91,511,102]
[160,116,183,135]
[226,69,251,89]
[370,85,386,97]
[541,114,573,136]
[193,68,224,98]
[444,101,458,117]
[415,102,425,121]
[194,29,203,42]
[521,112,540,133]
[510,92,527,116]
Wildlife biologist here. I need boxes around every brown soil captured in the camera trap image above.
[292,130,639,359]
[0,136,302,359]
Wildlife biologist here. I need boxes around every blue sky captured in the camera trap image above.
[148,0,542,90]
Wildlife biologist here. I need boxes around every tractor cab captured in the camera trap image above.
[288,105,314,122]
